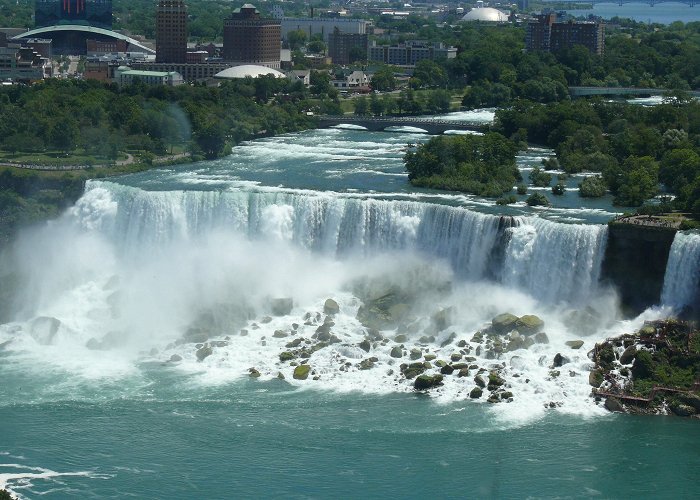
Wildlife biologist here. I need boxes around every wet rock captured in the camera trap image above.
[450,353,462,362]
[474,375,486,388]
[457,340,467,348]
[410,348,422,360]
[249,368,261,378]
[432,308,453,332]
[565,340,584,350]
[323,298,340,315]
[424,354,436,361]
[471,331,484,343]
[501,391,513,400]
[678,394,700,412]
[273,330,288,338]
[286,338,302,348]
[604,397,625,413]
[418,335,435,344]
[394,334,408,343]
[169,354,182,362]
[400,362,427,379]
[359,339,371,352]
[414,374,444,390]
[358,358,375,370]
[639,325,656,336]
[487,372,505,391]
[293,365,311,380]
[515,315,544,336]
[491,313,519,334]
[470,387,483,398]
[440,364,455,375]
[390,346,403,358]
[670,401,697,416]
[457,368,470,377]
[240,329,249,336]
[435,360,447,368]
[534,332,549,344]
[270,298,293,316]
[552,353,569,368]
[440,332,457,348]
[277,372,285,380]
[487,394,500,404]
[619,345,637,365]
[279,351,295,362]
[196,346,213,362]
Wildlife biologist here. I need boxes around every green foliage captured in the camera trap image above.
[496,195,517,205]
[516,184,528,195]
[578,176,607,198]
[404,133,519,197]
[552,182,566,196]
[529,167,552,188]
[370,66,397,92]
[526,193,550,206]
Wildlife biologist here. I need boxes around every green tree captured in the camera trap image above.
[370,67,397,92]
[287,30,308,51]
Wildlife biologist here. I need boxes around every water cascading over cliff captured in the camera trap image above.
[661,231,700,311]
[70,180,608,306]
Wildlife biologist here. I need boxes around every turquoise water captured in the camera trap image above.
[1,113,697,498]
[2,379,700,498]
[573,3,700,24]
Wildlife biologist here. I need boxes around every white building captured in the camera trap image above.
[115,66,183,86]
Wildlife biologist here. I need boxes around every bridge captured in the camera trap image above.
[569,86,700,98]
[544,0,695,6]
[315,115,488,135]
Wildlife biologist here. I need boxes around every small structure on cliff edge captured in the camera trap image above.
[589,319,700,417]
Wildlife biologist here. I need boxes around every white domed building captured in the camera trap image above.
[461,6,509,23]
[214,65,286,79]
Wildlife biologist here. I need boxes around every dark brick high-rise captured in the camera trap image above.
[156,0,187,63]
[223,4,281,67]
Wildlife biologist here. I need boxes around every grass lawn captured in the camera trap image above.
[0,150,127,167]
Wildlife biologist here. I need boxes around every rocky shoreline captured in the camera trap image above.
[589,319,700,418]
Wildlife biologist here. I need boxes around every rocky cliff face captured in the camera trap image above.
[601,222,677,315]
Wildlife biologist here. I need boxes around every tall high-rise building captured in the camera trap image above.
[35,0,113,29]
[328,28,367,65]
[526,14,605,56]
[223,4,281,68]
[156,0,187,64]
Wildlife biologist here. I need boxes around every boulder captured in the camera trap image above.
[413,374,444,390]
[271,298,293,316]
[470,387,483,398]
[323,298,340,315]
[604,397,625,413]
[450,353,462,362]
[588,369,604,388]
[440,364,455,375]
[515,315,544,336]
[534,332,549,344]
[440,332,457,348]
[293,364,311,380]
[431,308,453,332]
[358,358,375,370]
[390,346,403,358]
[491,313,519,334]
[474,375,486,388]
[394,334,408,343]
[401,362,427,379]
[249,368,261,378]
[424,354,436,361]
[552,353,569,368]
[619,345,637,365]
[169,354,183,362]
[359,339,371,352]
[670,401,697,417]
[678,394,700,412]
[196,346,213,361]
[29,316,61,345]
[487,372,505,391]
[410,348,422,360]
[273,330,288,338]
[566,340,584,350]
[279,351,295,362]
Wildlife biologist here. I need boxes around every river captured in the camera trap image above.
[573,2,700,24]
[1,111,699,498]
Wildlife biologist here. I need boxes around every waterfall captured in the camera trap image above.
[74,180,609,305]
[661,231,700,310]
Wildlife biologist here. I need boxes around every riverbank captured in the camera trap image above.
[590,319,700,417]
